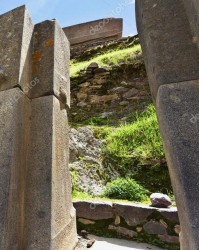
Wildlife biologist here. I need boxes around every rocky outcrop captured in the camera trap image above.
[69,127,120,195]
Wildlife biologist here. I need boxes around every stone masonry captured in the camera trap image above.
[0,5,77,249]
[136,0,199,249]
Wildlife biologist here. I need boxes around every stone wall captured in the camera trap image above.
[63,18,123,58]
[74,201,180,249]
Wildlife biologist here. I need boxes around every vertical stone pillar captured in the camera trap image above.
[0,5,77,250]
[136,0,199,249]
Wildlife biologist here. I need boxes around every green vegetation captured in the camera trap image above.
[104,104,164,166]
[103,178,149,202]
[70,44,141,77]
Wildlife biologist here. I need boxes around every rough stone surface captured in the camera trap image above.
[136,0,199,101]
[158,235,179,244]
[24,96,77,249]
[69,127,120,195]
[30,20,70,106]
[113,202,156,226]
[0,88,30,249]
[74,201,114,220]
[150,193,172,208]
[156,81,199,248]
[108,225,137,238]
[0,6,77,249]
[159,208,179,223]
[0,5,34,92]
[143,221,167,235]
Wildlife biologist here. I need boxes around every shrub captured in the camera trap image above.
[103,178,149,202]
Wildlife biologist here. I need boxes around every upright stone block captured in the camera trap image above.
[30,20,70,106]
[0,88,30,249]
[0,5,77,250]
[24,96,77,249]
[0,5,34,91]
[157,81,199,249]
[136,0,199,248]
[136,0,199,101]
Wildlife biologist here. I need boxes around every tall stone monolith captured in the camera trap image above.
[136,0,199,249]
[0,5,77,250]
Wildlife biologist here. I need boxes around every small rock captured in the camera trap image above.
[174,225,181,235]
[108,225,137,238]
[119,101,129,106]
[87,239,95,248]
[78,218,95,225]
[150,193,172,208]
[123,88,139,99]
[79,82,91,88]
[136,227,143,233]
[114,215,120,225]
[100,112,113,118]
[77,101,87,108]
[108,87,129,94]
[158,234,179,244]
[81,230,89,239]
[87,62,99,70]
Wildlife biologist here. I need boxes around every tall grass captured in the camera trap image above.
[104,105,164,166]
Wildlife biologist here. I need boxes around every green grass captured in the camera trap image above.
[104,104,164,167]
[70,44,141,77]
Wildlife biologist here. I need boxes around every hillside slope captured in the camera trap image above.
[69,36,173,200]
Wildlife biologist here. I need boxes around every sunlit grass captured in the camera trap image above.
[70,44,141,77]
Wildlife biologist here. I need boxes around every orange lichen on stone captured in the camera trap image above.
[32,64,40,73]
[46,39,54,47]
[33,51,41,61]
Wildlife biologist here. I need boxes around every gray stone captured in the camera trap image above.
[143,221,167,235]
[29,20,70,106]
[113,202,156,226]
[136,0,199,101]
[156,81,199,248]
[0,88,30,249]
[87,62,99,70]
[123,88,138,99]
[0,5,34,92]
[108,225,137,238]
[24,96,77,249]
[150,193,172,208]
[74,201,114,220]
[158,235,179,244]
[159,208,179,223]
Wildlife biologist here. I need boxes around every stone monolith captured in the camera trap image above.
[136,0,199,249]
[0,5,77,250]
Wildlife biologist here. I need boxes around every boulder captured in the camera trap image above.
[150,193,172,208]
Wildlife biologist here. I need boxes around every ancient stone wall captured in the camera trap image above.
[0,5,77,249]
[74,201,180,248]
[63,18,123,58]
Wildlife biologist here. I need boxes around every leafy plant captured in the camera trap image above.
[103,178,149,202]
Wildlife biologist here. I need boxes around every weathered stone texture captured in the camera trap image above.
[157,81,199,249]
[0,5,77,250]
[0,88,30,250]
[74,201,114,220]
[113,202,156,226]
[136,0,199,101]
[24,95,76,249]
[0,5,33,92]
[30,20,70,106]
